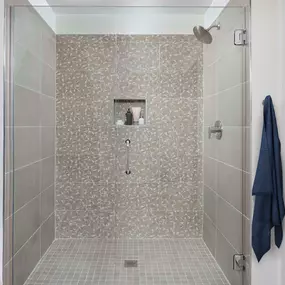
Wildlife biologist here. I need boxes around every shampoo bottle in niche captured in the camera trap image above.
[125,108,133,125]
[138,113,144,125]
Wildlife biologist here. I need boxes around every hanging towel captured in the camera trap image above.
[252,95,285,262]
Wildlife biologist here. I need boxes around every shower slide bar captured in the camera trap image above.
[125,139,131,175]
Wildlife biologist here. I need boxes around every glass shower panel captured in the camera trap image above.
[8,6,57,285]
[203,6,249,285]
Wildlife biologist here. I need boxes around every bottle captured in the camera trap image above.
[125,108,133,125]
[139,113,144,125]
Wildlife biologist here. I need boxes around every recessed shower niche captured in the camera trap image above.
[114,99,147,126]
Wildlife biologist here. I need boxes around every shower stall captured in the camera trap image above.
[3,1,251,285]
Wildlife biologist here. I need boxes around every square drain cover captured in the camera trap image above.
[124,260,138,268]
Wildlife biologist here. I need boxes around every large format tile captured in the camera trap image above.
[41,126,55,158]
[41,63,55,98]
[217,84,243,127]
[14,196,40,254]
[13,229,41,285]
[216,47,244,93]
[14,43,41,92]
[41,213,55,256]
[217,161,243,212]
[42,30,56,69]
[203,213,217,257]
[41,156,55,191]
[14,7,42,57]
[204,185,217,224]
[216,126,243,169]
[216,230,242,285]
[204,95,218,126]
[14,85,41,126]
[14,161,41,211]
[41,184,55,222]
[204,156,217,191]
[216,196,243,253]
[40,95,55,127]
[14,127,41,169]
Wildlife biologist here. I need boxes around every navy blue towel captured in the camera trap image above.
[252,95,285,262]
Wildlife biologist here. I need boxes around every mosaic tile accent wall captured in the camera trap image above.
[56,35,203,238]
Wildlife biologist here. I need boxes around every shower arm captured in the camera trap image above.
[207,24,221,32]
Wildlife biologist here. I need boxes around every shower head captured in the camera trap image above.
[193,24,220,44]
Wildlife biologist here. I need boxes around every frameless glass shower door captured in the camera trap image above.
[3,4,251,285]
[203,6,251,285]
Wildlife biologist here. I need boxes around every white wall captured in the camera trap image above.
[56,13,204,34]
[28,0,56,31]
[251,0,285,285]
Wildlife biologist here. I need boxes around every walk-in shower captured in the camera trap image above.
[3,2,251,285]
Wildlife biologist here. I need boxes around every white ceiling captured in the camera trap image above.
[47,7,209,15]
[45,0,214,14]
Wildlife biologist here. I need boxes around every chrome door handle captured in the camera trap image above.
[125,139,131,175]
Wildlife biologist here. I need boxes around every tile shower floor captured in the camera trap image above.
[25,239,229,285]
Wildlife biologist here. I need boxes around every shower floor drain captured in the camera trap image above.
[124,260,138,268]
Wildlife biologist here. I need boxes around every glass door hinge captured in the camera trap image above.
[233,254,246,271]
[234,29,247,46]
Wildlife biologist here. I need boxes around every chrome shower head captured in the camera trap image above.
[193,24,220,44]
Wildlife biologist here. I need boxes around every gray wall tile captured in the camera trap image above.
[217,162,243,212]
[204,156,217,191]
[41,214,55,256]
[41,127,55,158]
[14,127,41,169]
[217,196,243,253]
[14,7,42,58]
[4,7,56,285]
[216,127,243,169]
[14,161,41,211]
[204,185,217,224]
[14,196,40,254]
[41,185,55,222]
[14,85,41,126]
[14,43,41,92]
[41,156,55,191]
[216,231,243,285]
[203,214,216,257]
[40,95,55,126]
[217,84,243,126]
[41,63,55,98]
[13,230,41,285]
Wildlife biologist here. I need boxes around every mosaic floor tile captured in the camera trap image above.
[24,239,229,285]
